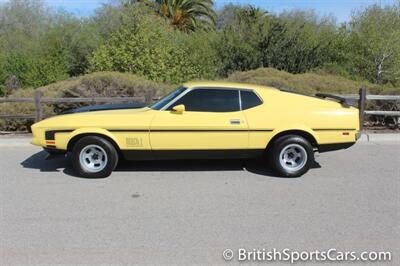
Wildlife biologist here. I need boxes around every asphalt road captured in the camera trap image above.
[1,141,399,265]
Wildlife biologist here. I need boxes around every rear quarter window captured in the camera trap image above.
[241,90,263,110]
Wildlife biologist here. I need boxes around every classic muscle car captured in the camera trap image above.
[31,81,359,178]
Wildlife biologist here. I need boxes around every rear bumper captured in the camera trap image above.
[318,142,356,153]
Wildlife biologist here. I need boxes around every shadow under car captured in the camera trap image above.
[20,150,321,178]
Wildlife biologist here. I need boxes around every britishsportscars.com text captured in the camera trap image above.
[222,248,392,263]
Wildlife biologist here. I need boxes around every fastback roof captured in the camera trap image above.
[183,81,278,91]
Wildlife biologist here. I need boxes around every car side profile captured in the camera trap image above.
[31,81,359,178]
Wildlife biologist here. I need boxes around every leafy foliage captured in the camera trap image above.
[0,0,99,90]
[124,0,216,31]
[345,4,400,85]
[0,0,399,94]
[216,7,341,76]
[155,0,216,31]
[89,11,218,84]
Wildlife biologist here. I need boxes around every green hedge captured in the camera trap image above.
[1,69,398,131]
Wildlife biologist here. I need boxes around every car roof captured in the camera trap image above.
[183,81,278,92]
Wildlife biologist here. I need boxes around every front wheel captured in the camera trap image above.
[71,136,119,178]
[268,135,314,177]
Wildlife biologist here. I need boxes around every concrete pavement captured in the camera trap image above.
[0,139,399,265]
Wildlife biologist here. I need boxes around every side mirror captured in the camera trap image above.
[172,104,185,114]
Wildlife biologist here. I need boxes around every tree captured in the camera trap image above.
[43,13,101,76]
[263,10,338,73]
[346,3,400,85]
[215,6,339,76]
[0,0,67,87]
[89,11,218,83]
[215,5,268,76]
[130,0,216,32]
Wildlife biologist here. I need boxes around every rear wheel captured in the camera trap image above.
[268,135,314,177]
[71,136,118,178]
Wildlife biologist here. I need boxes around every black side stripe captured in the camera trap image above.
[312,128,356,131]
[45,128,274,139]
[110,129,274,132]
[108,129,148,132]
[45,130,74,140]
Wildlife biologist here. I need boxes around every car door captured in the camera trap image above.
[149,88,249,158]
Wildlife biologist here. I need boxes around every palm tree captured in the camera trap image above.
[136,0,216,32]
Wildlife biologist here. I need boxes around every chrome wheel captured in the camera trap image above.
[79,144,108,173]
[279,143,307,172]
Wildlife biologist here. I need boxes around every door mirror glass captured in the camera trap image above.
[172,104,185,114]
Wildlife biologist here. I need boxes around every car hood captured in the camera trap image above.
[62,102,146,114]
[32,107,156,130]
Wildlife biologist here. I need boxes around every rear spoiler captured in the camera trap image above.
[315,93,353,107]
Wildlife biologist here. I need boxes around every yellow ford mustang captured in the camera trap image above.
[31,81,359,178]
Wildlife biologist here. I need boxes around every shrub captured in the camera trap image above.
[1,68,398,132]
[226,67,387,95]
[41,71,171,97]
[0,72,173,131]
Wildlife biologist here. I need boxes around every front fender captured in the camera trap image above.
[58,128,121,150]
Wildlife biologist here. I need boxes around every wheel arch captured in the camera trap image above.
[67,130,121,154]
[266,129,318,151]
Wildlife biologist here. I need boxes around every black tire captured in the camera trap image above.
[268,135,314,177]
[71,136,119,178]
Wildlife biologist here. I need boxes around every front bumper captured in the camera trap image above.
[30,128,42,146]
[31,138,41,146]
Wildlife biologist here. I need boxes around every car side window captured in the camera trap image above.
[241,90,263,110]
[168,88,240,112]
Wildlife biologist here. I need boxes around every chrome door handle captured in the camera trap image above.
[230,119,241,125]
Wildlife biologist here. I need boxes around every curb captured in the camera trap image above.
[0,133,399,148]
[357,133,400,143]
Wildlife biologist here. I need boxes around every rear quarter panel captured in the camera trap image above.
[244,89,359,148]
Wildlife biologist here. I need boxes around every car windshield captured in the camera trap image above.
[150,87,187,110]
